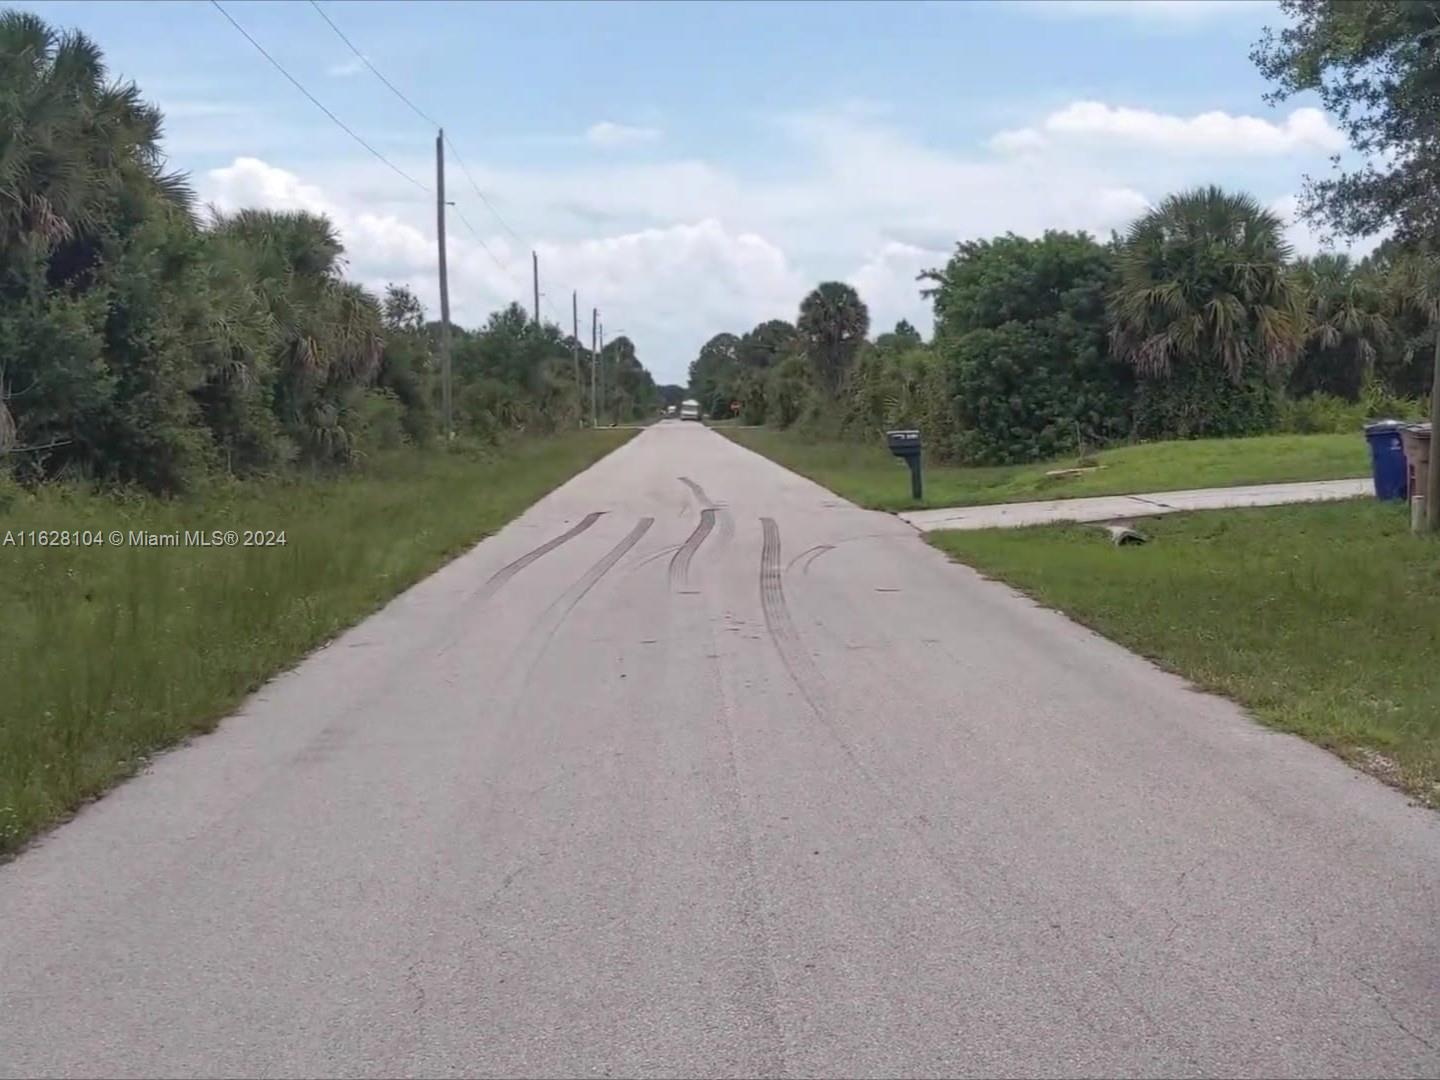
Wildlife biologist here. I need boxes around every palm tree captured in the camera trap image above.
[1110,186,1304,382]
[797,282,870,395]
[1291,254,1393,399]
[209,209,383,461]
[0,11,191,260]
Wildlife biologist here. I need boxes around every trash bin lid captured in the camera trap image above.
[1364,419,1407,434]
[1403,421,1432,436]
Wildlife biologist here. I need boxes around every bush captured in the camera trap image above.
[766,355,814,429]
[352,389,408,456]
[838,344,962,459]
[1132,364,1280,440]
[944,322,1132,464]
[922,229,1129,464]
[735,369,768,425]
[1277,386,1426,434]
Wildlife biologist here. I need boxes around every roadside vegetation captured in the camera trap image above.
[930,502,1440,804]
[707,2,1440,801]
[0,429,633,856]
[0,12,658,854]
[723,428,1367,512]
[0,10,658,496]
[693,5,1440,525]
[691,203,1429,502]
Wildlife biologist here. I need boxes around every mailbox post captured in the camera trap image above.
[886,429,923,501]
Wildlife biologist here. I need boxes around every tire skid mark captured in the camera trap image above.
[502,517,656,697]
[628,542,683,574]
[678,476,714,508]
[551,517,655,627]
[659,535,789,1071]
[759,518,825,716]
[678,475,735,547]
[785,543,835,576]
[669,508,717,589]
[759,516,1012,921]
[474,511,605,604]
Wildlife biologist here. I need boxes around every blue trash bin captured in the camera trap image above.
[1364,420,1409,500]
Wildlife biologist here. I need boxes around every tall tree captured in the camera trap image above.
[1255,2,1440,527]
[797,282,869,395]
[1110,187,1303,437]
[736,319,797,370]
[1253,2,1440,246]
[688,331,740,415]
[1290,254,1392,400]
[1111,187,1302,380]
[923,230,1129,462]
[0,10,191,266]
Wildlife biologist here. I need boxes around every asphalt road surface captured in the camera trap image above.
[2,421,1438,1079]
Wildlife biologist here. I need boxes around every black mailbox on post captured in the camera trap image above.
[885,429,923,501]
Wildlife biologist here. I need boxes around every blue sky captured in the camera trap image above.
[32,0,1350,384]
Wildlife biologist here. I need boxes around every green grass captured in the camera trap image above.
[722,428,1369,511]
[930,501,1440,801]
[0,430,633,857]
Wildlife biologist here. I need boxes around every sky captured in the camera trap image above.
[31,0,1361,385]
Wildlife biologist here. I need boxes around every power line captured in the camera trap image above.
[303,0,527,252]
[210,0,429,193]
[451,205,524,294]
[301,1,551,310]
[248,0,612,341]
[306,0,440,130]
[303,2,579,322]
[444,137,526,248]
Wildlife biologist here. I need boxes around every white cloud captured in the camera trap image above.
[201,158,806,383]
[585,121,662,148]
[207,157,332,216]
[987,127,1046,154]
[193,100,1373,385]
[326,57,367,78]
[992,101,1344,156]
[848,242,946,340]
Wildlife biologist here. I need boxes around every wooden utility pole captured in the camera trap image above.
[598,320,605,428]
[435,130,452,437]
[572,290,581,426]
[532,251,540,325]
[590,307,598,428]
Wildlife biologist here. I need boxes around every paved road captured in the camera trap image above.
[2,422,1437,1079]
[901,478,1374,532]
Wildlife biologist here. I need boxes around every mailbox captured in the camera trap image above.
[885,429,923,500]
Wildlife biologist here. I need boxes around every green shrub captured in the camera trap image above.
[735,368,768,425]
[922,230,1129,464]
[1277,386,1426,434]
[944,322,1132,464]
[1132,363,1280,440]
[352,389,408,455]
[766,354,814,429]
